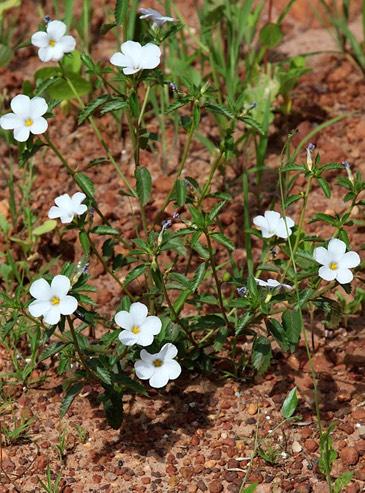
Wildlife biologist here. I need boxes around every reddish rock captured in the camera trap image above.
[354,439,365,455]
[304,438,319,452]
[340,447,359,466]
[208,480,223,493]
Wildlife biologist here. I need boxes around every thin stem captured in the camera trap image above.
[67,316,98,382]
[157,261,198,348]
[205,231,231,329]
[197,150,224,207]
[154,117,196,224]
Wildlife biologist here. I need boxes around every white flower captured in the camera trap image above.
[48,192,87,224]
[138,8,175,28]
[28,275,78,325]
[313,238,360,284]
[110,40,161,75]
[255,278,292,290]
[134,343,181,388]
[115,302,162,346]
[31,20,76,62]
[0,95,48,142]
[253,210,295,239]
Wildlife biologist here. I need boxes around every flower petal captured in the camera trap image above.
[51,275,71,296]
[58,295,78,315]
[141,43,161,69]
[38,47,53,62]
[47,45,65,61]
[13,126,30,142]
[29,300,51,317]
[255,278,267,287]
[115,310,133,330]
[59,35,76,53]
[327,238,346,257]
[54,194,73,212]
[30,278,51,300]
[47,20,66,41]
[118,329,137,346]
[29,97,48,117]
[140,316,162,336]
[43,307,61,325]
[48,206,62,219]
[275,219,293,239]
[159,343,178,360]
[129,302,148,326]
[121,40,142,59]
[59,213,74,224]
[11,95,30,116]
[30,117,48,135]
[75,204,87,215]
[264,210,281,226]
[253,215,267,229]
[139,349,155,363]
[164,360,182,380]
[0,113,23,130]
[313,246,330,265]
[71,192,86,206]
[123,66,141,75]
[135,331,154,347]
[336,268,353,284]
[110,52,130,67]
[318,266,337,281]
[149,368,170,388]
[340,251,360,269]
[134,359,154,380]
[31,31,49,48]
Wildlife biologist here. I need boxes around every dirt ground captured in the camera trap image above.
[0,1,365,492]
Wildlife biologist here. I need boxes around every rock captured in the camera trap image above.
[312,481,330,493]
[354,439,365,455]
[340,447,359,466]
[246,402,258,415]
[292,441,303,453]
[208,480,223,493]
[304,438,318,452]
[197,479,208,491]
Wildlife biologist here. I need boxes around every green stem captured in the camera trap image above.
[154,116,196,224]
[67,316,98,382]
[197,150,224,207]
[205,231,231,330]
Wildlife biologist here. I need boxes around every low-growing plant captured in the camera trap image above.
[0,2,363,492]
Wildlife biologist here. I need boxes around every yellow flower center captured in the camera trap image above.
[49,39,56,47]
[51,296,60,305]
[24,118,33,127]
[153,359,163,368]
[329,262,338,271]
[131,325,140,334]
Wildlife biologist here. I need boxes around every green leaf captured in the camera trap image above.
[63,50,82,74]
[266,319,290,352]
[205,102,233,119]
[175,179,187,207]
[191,263,207,292]
[114,0,124,24]
[79,231,90,255]
[78,95,110,124]
[95,366,112,385]
[91,225,120,235]
[100,97,128,115]
[47,74,92,100]
[75,173,95,198]
[317,177,331,198]
[282,309,302,350]
[60,382,84,417]
[210,232,234,251]
[39,342,66,362]
[259,22,283,48]
[252,336,272,374]
[334,472,353,493]
[0,44,13,67]
[239,115,264,135]
[241,484,258,493]
[32,220,57,236]
[101,389,123,429]
[135,167,152,206]
[281,387,298,418]
[124,264,147,287]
